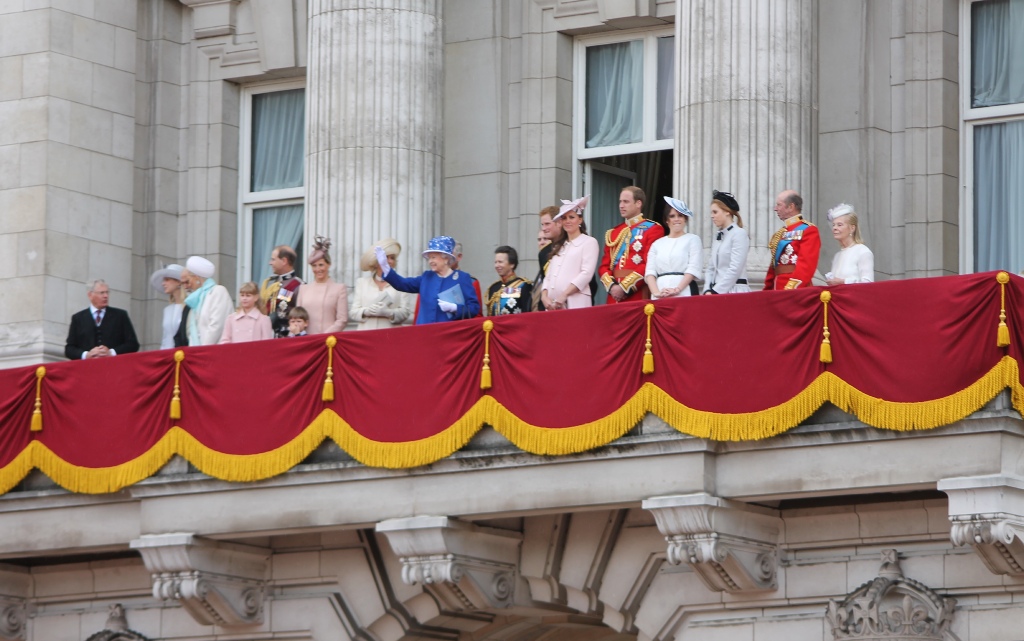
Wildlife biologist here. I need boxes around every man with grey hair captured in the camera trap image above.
[64,279,139,359]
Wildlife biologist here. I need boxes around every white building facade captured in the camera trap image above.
[0,1,1023,640]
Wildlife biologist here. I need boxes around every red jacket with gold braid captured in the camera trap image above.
[764,215,821,291]
[598,214,665,303]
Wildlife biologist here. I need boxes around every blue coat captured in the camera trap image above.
[383,269,481,324]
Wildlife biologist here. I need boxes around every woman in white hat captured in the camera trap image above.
[296,236,349,334]
[541,196,599,310]
[350,239,414,330]
[150,263,185,349]
[645,198,703,297]
[824,203,874,285]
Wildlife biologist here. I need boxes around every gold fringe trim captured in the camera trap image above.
[0,357,1020,494]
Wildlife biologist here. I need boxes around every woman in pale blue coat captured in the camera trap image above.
[703,190,751,295]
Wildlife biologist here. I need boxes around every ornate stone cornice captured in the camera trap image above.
[130,534,269,627]
[376,516,522,612]
[826,550,959,641]
[939,474,1024,577]
[0,565,29,641]
[642,494,781,593]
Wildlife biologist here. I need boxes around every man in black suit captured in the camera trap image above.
[65,279,140,360]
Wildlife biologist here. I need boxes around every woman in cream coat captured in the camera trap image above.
[350,239,414,330]
[702,190,751,294]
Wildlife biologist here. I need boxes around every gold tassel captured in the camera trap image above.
[997,271,1011,347]
[30,366,45,432]
[820,291,833,364]
[480,320,494,390]
[642,303,655,374]
[322,335,337,401]
[170,350,184,420]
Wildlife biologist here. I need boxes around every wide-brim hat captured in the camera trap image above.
[422,235,456,259]
[556,195,590,220]
[360,238,402,271]
[664,196,693,218]
[150,264,184,293]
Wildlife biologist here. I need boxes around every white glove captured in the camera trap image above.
[366,302,383,317]
[438,299,457,314]
[374,247,390,277]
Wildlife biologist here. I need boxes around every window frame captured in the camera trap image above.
[573,27,675,162]
[959,0,1024,272]
[237,78,306,286]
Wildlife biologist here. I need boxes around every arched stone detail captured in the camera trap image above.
[825,550,959,641]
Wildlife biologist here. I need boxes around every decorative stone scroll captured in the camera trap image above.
[642,493,781,593]
[940,474,1024,577]
[130,534,269,627]
[376,516,522,612]
[0,565,29,641]
[826,550,959,641]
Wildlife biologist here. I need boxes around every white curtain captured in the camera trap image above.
[974,121,1024,272]
[972,0,1024,108]
[252,204,304,284]
[656,36,675,140]
[251,89,305,191]
[586,41,644,148]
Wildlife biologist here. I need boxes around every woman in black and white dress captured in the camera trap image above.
[702,190,751,295]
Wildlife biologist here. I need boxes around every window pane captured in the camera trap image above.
[974,121,1024,272]
[252,204,304,284]
[971,0,1024,108]
[251,89,306,191]
[656,36,675,140]
[586,40,644,148]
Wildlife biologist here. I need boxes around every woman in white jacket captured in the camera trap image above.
[703,190,751,294]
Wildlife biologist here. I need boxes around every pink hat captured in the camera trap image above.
[308,236,332,265]
[555,195,590,220]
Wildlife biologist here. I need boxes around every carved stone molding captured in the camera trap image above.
[130,534,269,627]
[376,516,522,612]
[179,0,240,39]
[533,0,669,29]
[0,565,30,641]
[84,604,154,641]
[826,550,959,641]
[939,474,1024,576]
[642,494,781,593]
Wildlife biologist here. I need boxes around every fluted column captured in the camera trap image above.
[676,0,816,285]
[306,0,443,286]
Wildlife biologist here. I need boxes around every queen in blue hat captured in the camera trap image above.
[374,236,481,324]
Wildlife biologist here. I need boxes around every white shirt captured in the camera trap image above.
[829,243,874,284]
[646,234,703,296]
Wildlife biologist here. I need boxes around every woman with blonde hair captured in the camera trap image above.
[702,190,751,294]
[149,263,185,349]
[350,238,414,329]
[824,203,874,285]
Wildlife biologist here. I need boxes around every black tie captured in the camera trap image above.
[716,231,724,241]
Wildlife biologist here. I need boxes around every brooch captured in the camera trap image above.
[631,240,643,252]
[632,254,643,265]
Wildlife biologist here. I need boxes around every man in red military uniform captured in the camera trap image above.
[599,186,665,303]
[764,189,821,290]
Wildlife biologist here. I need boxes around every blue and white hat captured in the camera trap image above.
[423,235,457,259]
[663,196,693,218]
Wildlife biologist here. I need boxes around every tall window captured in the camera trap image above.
[240,82,306,285]
[575,30,675,304]
[963,0,1024,272]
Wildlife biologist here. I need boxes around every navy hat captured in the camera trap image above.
[423,236,457,259]
[712,190,740,213]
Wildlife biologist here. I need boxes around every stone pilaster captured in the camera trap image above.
[305,0,443,285]
[676,0,816,286]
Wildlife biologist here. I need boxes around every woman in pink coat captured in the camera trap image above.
[297,236,349,334]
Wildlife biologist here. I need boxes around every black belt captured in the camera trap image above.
[656,273,699,296]
[710,279,747,287]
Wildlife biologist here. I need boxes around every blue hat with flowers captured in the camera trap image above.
[663,196,693,218]
[423,235,457,259]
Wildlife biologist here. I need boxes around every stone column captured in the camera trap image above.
[676,0,816,286]
[305,0,443,286]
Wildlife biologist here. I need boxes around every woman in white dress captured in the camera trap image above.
[645,197,703,298]
[702,190,751,294]
[824,203,874,285]
[350,238,415,330]
[149,263,184,349]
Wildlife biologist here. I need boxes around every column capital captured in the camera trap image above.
[130,534,269,626]
[376,516,522,611]
[643,493,781,593]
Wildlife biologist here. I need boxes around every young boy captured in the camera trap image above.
[287,306,310,337]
